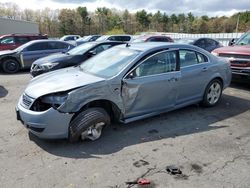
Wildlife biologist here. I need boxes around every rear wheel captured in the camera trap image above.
[69,107,110,142]
[202,79,222,107]
[2,59,20,73]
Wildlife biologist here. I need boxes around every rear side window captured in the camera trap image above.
[197,53,208,63]
[26,42,48,51]
[179,50,208,67]
[15,37,30,44]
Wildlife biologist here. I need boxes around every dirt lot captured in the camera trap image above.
[0,71,250,188]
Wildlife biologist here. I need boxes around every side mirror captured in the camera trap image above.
[88,50,97,57]
[126,71,135,79]
[228,38,235,46]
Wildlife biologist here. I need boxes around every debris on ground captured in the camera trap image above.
[166,165,182,175]
[126,178,151,186]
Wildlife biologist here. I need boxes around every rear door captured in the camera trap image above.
[176,49,211,105]
[122,50,181,118]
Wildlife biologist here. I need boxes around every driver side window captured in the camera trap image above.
[134,51,177,77]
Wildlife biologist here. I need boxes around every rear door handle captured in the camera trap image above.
[168,77,178,82]
[202,67,208,72]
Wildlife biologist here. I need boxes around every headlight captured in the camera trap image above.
[41,62,59,70]
[31,92,68,111]
[211,52,219,56]
[41,92,68,106]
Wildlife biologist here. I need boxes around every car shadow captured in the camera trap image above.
[0,86,8,98]
[29,94,250,159]
[230,81,250,91]
[0,69,30,75]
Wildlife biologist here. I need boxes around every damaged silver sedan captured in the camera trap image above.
[16,43,232,141]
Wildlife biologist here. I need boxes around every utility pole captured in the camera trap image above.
[235,13,240,35]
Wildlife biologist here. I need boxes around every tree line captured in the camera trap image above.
[0,3,249,37]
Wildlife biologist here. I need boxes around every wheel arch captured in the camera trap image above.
[0,56,21,68]
[70,99,123,123]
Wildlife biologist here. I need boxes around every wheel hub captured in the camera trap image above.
[81,122,105,141]
[207,82,221,105]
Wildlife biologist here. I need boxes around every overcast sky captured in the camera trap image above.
[1,0,250,16]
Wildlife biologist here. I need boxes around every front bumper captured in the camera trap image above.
[16,98,74,139]
[30,69,47,77]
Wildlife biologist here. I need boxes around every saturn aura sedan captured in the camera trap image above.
[16,43,231,142]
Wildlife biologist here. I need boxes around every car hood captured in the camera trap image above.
[213,45,250,55]
[25,67,105,98]
[0,50,16,56]
[34,53,74,65]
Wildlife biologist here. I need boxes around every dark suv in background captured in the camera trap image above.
[0,33,48,51]
[132,35,174,43]
[177,38,223,52]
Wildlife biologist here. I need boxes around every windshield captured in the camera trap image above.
[235,33,250,45]
[80,47,140,78]
[67,42,96,55]
[76,36,91,42]
[132,38,146,43]
[96,36,109,41]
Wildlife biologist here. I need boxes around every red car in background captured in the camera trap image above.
[132,35,174,43]
[212,32,250,81]
[0,33,48,51]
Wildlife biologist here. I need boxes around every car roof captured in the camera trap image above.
[140,35,171,39]
[62,35,80,37]
[87,41,125,45]
[0,34,46,39]
[118,42,203,52]
[26,39,71,45]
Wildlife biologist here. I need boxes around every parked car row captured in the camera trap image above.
[1,31,249,83]
[0,40,74,73]
[16,42,232,141]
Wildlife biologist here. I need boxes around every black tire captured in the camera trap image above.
[2,59,20,73]
[202,79,222,107]
[69,107,110,142]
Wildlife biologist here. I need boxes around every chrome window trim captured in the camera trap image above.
[128,70,181,80]
[123,49,178,80]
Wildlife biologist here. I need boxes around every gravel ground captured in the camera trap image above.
[0,71,249,188]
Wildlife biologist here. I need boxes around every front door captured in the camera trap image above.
[122,50,181,118]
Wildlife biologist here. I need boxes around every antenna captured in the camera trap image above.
[126,43,130,47]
